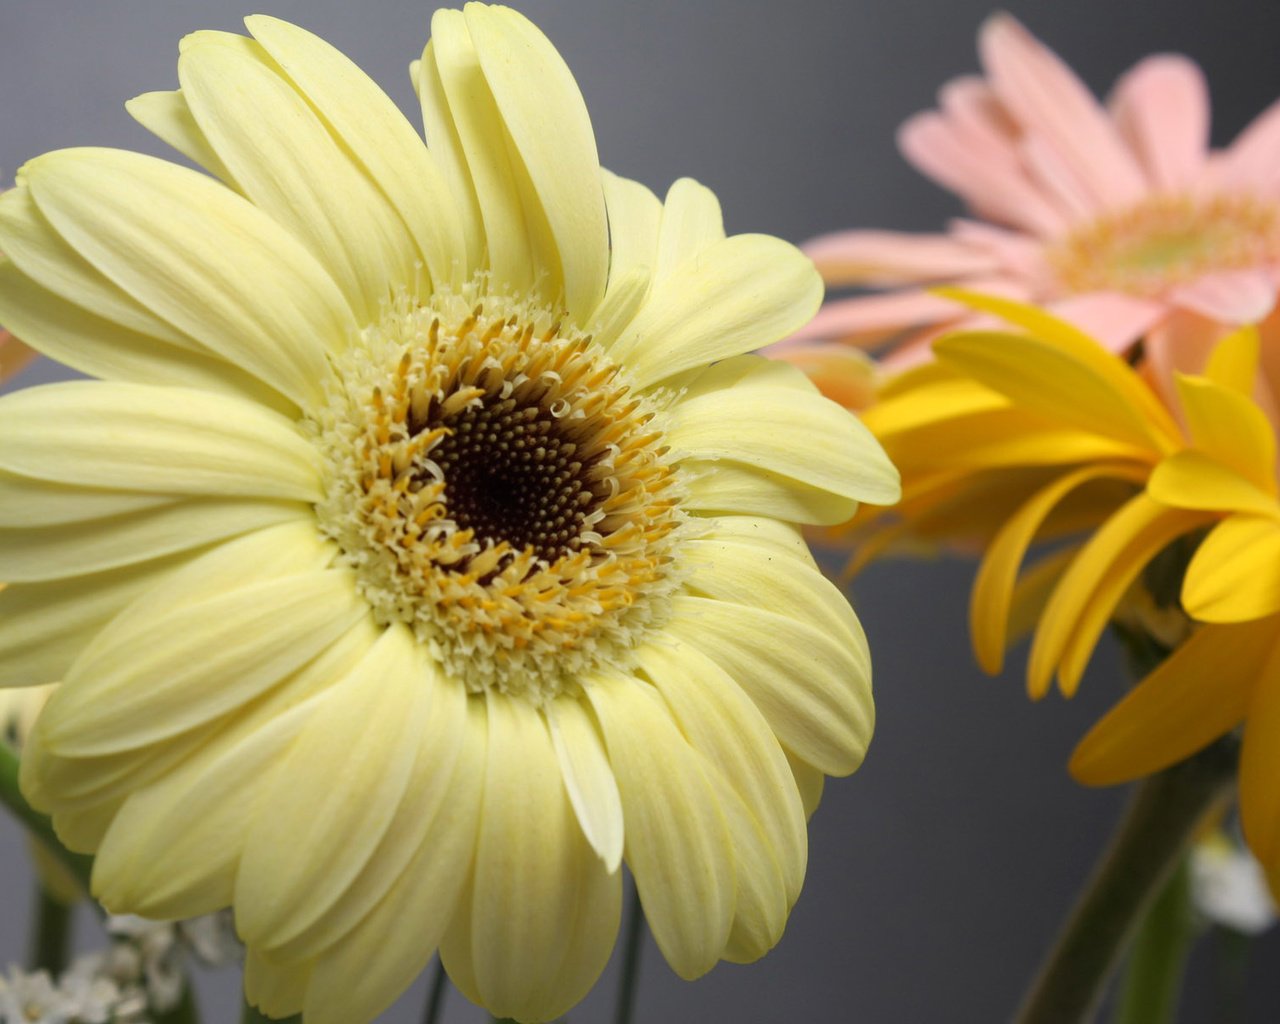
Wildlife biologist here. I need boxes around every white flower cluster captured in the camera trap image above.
[0,912,241,1024]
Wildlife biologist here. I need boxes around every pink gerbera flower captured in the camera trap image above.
[785,13,1280,417]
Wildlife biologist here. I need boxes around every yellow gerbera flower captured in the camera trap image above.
[0,6,898,1023]
[1072,328,1280,896]
[844,293,1280,894]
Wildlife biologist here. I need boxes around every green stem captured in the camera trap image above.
[0,742,95,894]
[1014,738,1237,1024]
[240,999,300,1024]
[29,885,72,975]
[614,881,645,1024]
[1112,856,1194,1024]
[423,957,448,1024]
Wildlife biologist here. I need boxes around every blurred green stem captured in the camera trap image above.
[155,980,201,1024]
[1014,738,1236,1024]
[0,742,95,898]
[1112,856,1194,1024]
[29,885,71,975]
[615,882,645,1024]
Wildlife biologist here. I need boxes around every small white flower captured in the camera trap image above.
[0,965,71,1024]
[1192,834,1279,936]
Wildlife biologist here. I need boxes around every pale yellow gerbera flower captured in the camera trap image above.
[0,7,899,1023]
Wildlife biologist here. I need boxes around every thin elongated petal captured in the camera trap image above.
[667,595,872,777]
[682,459,861,526]
[125,90,239,188]
[0,258,290,410]
[668,357,900,507]
[611,234,823,388]
[1149,451,1278,517]
[244,952,311,1022]
[304,700,485,1024]
[1029,494,1209,698]
[638,640,806,908]
[0,382,322,501]
[1184,516,1280,622]
[43,569,366,757]
[0,498,303,582]
[972,464,1143,674]
[0,553,186,689]
[803,229,998,287]
[179,33,417,321]
[1109,55,1209,192]
[235,626,434,949]
[443,693,619,1022]
[587,676,734,979]
[547,698,624,872]
[1175,373,1277,491]
[22,148,353,409]
[1070,620,1269,785]
[244,15,466,292]
[655,178,725,283]
[602,171,661,292]
[466,4,609,322]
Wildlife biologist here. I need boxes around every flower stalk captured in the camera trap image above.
[29,885,72,976]
[1112,856,1194,1024]
[1015,737,1237,1024]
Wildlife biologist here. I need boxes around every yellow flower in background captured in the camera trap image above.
[1072,329,1280,896]
[0,6,898,1023]
[841,291,1280,895]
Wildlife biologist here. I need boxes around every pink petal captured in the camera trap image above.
[1108,55,1210,192]
[1169,269,1279,324]
[1020,135,1099,222]
[1217,96,1280,193]
[1046,292,1167,353]
[938,76,1022,170]
[789,289,963,346]
[979,14,1148,210]
[898,111,1067,237]
[764,342,879,410]
[948,219,1053,283]
[0,329,36,384]
[880,320,968,372]
[802,229,999,287]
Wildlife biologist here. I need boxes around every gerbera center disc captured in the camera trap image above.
[312,287,686,701]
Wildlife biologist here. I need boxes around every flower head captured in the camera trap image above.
[849,294,1280,895]
[782,14,1280,413]
[0,7,898,1023]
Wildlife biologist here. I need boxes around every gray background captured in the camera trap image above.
[2,1,1280,1021]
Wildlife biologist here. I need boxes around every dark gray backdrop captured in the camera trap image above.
[2,2,1279,1021]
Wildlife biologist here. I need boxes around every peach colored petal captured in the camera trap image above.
[979,14,1147,210]
[948,219,1053,283]
[898,111,1067,238]
[1108,55,1210,192]
[790,277,1028,345]
[1019,135,1099,221]
[0,329,37,384]
[1046,292,1167,354]
[1169,269,1279,325]
[937,76,1022,170]
[766,343,879,410]
[1217,96,1280,193]
[803,229,999,287]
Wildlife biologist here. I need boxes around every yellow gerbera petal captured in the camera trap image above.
[244,14,467,292]
[0,382,322,501]
[178,31,418,321]
[1028,493,1208,698]
[1175,373,1277,493]
[465,3,609,323]
[443,693,619,1023]
[972,464,1144,674]
[655,177,725,282]
[547,697,625,872]
[588,675,734,980]
[1148,450,1279,517]
[125,89,239,189]
[1204,324,1261,395]
[667,595,872,776]
[602,170,662,291]
[611,235,824,388]
[1184,515,1280,622]
[21,148,353,409]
